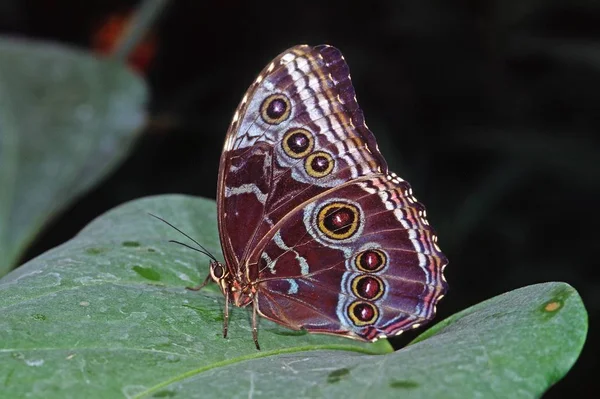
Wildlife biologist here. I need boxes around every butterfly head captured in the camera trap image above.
[209,260,255,307]
[209,260,229,293]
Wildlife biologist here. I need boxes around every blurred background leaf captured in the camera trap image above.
[0,38,147,276]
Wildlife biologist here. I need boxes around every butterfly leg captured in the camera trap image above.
[252,300,261,350]
[185,273,212,291]
[223,287,230,339]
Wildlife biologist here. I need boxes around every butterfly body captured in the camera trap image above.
[202,44,448,349]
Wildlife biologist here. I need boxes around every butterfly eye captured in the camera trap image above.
[355,249,387,273]
[351,275,385,300]
[305,151,334,178]
[347,301,379,326]
[317,202,361,240]
[211,263,225,279]
[282,128,314,158]
[260,94,291,124]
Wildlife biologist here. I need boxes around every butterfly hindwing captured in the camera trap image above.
[252,175,447,340]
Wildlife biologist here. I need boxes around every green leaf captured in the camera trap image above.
[0,38,147,275]
[0,195,586,398]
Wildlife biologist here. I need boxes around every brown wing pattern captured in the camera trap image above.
[253,175,447,340]
[216,44,447,341]
[218,45,389,275]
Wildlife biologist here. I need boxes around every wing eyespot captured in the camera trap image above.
[282,128,314,158]
[317,202,361,240]
[305,151,334,178]
[347,301,379,326]
[260,94,291,125]
[355,249,387,273]
[351,275,385,301]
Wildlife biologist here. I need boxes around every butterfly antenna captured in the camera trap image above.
[148,213,218,262]
[168,239,216,260]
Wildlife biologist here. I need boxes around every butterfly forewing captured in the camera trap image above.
[218,45,388,274]
[215,44,447,342]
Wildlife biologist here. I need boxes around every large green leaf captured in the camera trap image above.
[0,38,147,275]
[0,195,587,398]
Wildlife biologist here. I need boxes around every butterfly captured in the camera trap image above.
[189,44,448,350]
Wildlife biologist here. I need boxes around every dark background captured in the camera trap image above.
[1,0,598,397]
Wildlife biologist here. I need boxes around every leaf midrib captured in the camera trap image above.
[130,344,379,399]
[2,343,380,398]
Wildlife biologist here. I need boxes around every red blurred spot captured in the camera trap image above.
[92,11,157,74]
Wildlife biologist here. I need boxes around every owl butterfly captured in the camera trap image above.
[191,44,448,349]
